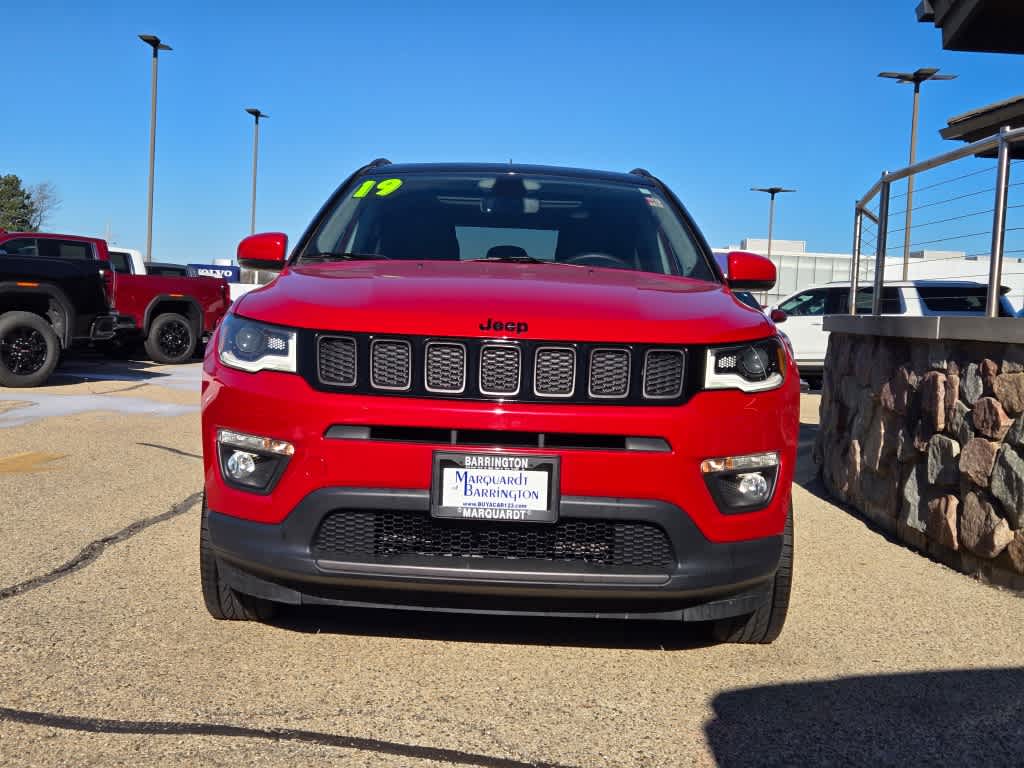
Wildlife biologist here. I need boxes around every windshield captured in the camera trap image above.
[300,172,716,280]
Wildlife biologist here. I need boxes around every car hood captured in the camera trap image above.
[235,261,773,344]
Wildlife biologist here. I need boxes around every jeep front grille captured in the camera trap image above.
[311,332,689,405]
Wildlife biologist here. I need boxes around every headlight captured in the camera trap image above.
[704,337,785,393]
[218,314,297,373]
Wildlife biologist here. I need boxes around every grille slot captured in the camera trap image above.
[313,511,674,568]
[534,347,576,397]
[643,349,686,399]
[589,348,631,398]
[479,344,521,396]
[371,339,412,391]
[425,342,466,393]
[318,336,357,386]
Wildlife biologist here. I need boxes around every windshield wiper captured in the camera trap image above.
[470,254,546,264]
[302,251,390,262]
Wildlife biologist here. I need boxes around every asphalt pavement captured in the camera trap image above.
[0,356,1021,767]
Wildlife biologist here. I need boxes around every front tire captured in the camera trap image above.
[200,504,276,621]
[0,311,62,388]
[145,312,196,364]
[709,503,793,644]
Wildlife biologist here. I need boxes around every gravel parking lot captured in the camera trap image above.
[1,357,1021,767]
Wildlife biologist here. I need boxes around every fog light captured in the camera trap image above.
[226,450,257,479]
[736,472,770,501]
[216,429,293,494]
[701,452,780,513]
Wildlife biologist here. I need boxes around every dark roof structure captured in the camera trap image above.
[917,0,1024,54]
[940,95,1024,157]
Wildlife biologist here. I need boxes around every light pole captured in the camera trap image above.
[751,186,796,302]
[245,108,268,234]
[878,67,957,280]
[139,34,171,263]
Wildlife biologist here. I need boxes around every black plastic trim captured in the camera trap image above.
[322,424,670,452]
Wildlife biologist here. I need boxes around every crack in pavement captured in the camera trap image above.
[137,442,203,460]
[100,383,151,395]
[0,707,576,768]
[0,492,203,601]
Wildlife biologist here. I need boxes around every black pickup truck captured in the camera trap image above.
[0,247,117,387]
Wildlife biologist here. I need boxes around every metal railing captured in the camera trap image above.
[850,125,1024,318]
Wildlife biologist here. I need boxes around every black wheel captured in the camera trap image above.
[145,313,197,364]
[200,502,276,621]
[0,311,61,388]
[709,503,793,644]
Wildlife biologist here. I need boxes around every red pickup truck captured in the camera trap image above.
[0,232,231,363]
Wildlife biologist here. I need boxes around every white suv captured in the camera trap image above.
[774,280,1016,386]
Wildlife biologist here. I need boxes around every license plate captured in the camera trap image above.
[431,452,561,523]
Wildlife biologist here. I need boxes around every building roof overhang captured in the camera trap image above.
[917,0,1024,54]
[942,95,1024,158]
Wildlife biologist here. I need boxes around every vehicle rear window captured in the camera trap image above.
[301,172,716,281]
[108,250,132,274]
[37,239,92,260]
[916,285,1012,316]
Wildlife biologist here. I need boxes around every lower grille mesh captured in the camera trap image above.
[313,511,674,568]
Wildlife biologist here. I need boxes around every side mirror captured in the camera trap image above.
[726,250,776,291]
[769,308,788,324]
[238,232,288,271]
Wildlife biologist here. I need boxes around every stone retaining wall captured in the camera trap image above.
[814,333,1024,590]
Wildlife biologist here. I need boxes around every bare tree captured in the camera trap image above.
[27,181,61,230]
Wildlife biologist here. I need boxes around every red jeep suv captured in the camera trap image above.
[200,161,798,643]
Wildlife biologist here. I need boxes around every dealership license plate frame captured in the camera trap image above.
[430,451,561,524]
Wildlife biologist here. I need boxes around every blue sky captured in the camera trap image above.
[4,0,1024,264]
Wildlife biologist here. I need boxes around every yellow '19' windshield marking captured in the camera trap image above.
[353,178,403,198]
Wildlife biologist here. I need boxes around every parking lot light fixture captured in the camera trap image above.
[878,68,958,279]
[245,108,268,235]
[139,34,172,263]
[750,186,796,301]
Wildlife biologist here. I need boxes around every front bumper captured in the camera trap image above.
[208,489,783,620]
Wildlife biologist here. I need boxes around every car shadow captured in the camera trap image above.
[268,604,716,651]
[705,668,1024,767]
[46,351,196,387]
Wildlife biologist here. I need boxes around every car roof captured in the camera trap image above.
[363,162,651,186]
[0,231,102,241]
